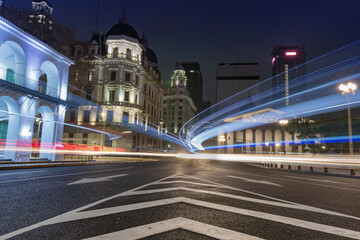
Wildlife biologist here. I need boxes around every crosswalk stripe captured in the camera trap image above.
[84,217,263,240]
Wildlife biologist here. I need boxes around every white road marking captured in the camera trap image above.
[8,197,359,240]
[84,217,263,240]
[0,170,45,177]
[0,167,133,184]
[227,175,282,187]
[68,174,128,185]
[3,173,360,240]
[152,180,224,188]
[287,176,345,184]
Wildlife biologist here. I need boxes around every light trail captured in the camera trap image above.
[180,41,360,152]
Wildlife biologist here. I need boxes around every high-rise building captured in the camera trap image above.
[216,63,260,103]
[180,62,205,112]
[163,63,197,135]
[271,46,306,106]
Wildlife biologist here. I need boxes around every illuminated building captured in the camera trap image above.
[65,9,164,151]
[0,16,74,161]
[271,46,306,106]
[163,63,197,135]
[216,63,260,103]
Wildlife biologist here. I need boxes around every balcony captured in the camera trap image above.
[0,67,78,108]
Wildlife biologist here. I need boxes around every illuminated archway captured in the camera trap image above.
[0,41,26,86]
[39,61,59,98]
[35,106,55,160]
[0,96,20,160]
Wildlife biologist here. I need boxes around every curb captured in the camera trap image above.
[250,162,360,179]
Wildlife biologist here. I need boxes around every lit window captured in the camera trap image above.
[88,72,94,81]
[126,49,131,60]
[112,47,119,58]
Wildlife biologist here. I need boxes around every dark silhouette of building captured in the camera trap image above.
[216,63,260,103]
[180,62,205,112]
[271,46,306,106]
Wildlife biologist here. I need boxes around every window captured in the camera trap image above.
[112,47,118,58]
[0,120,8,140]
[124,91,129,102]
[123,112,129,123]
[126,49,131,60]
[125,72,131,82]
[38,74,47,94]
[110,71,116,81]
[144,84,146,92]
[88,72,94,81]
[85,88,92,101]
[109,90,115,103]
[83,111,90,123]
[90,49,95,55]
[69,133,74,138]
[82,133,88,144]
[179,106,183,110]
[135,76,139,86]
[69,111,76,122]
[6,69,15,83]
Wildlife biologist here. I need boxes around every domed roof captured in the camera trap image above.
[146,48,158,64]
[106,20,140,40]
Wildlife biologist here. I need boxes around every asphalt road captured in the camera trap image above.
[1,158,360,239]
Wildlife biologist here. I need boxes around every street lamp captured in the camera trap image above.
[279,119,289,154]
[339,82,357,154]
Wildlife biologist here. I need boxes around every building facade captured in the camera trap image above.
[0,16,73,161]
[65,13,164,151]
[216,63,260,103]
[271,46,306,106]
[163,64,197,136]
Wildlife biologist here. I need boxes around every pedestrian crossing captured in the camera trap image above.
[2,173,360,239]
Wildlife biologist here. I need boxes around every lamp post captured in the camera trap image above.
[339,82,357,155]
[279,119,289,154]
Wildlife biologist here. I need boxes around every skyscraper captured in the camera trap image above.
[180,62,204,112]
[271,46,306,106]
[216,63,260,103]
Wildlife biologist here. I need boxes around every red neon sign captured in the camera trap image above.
[285,51,297,56]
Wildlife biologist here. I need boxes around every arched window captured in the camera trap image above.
[126,49,131,60]
[112,47,118,58]
[38,74,47,94]
[6,69,15,83]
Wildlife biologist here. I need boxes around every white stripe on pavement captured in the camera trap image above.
[0,167,133,184]
[0,170,45,177]
[227,175,283,187]
[84,217,263,240]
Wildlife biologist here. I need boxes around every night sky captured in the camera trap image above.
[9,0,360,104]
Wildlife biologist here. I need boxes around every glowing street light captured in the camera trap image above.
[339,82,357,154]
[279,119,289,126]
[339,82,357,94]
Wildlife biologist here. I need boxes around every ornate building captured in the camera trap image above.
[0,16,73,161]
[163,63,197,135]
[65,11,164,151]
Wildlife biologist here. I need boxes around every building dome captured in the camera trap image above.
[146,48,158,64]
[106,20,140,40]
